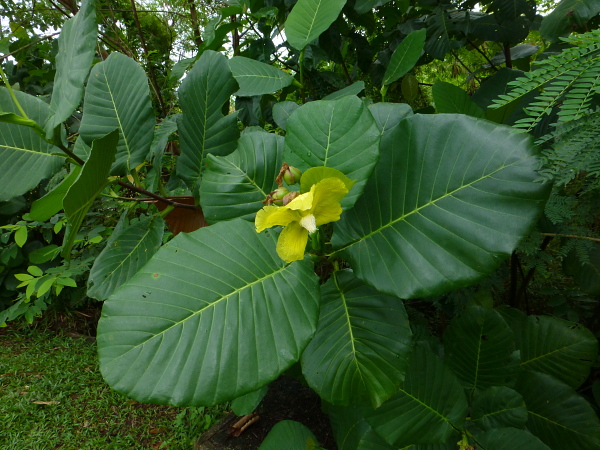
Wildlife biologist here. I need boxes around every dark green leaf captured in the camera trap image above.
[272,101,300,130]
[231,385,268,416]
[516,316,598,388]
[471,386,528,431]
[540,0,600,41]
[29,166,82,222]
[301,270,412,408]
[444,306,518,389]
[229,56,294,97]
[97,219,320,406]
[285,0,347,51]
[563,243,600,295]
[176,51,240,197]
[146,115,179,193]
[475,427,550,450]
[44,0,97,137]
[200,130,284,223]
[284,96,380,210]
[28,244,60,264]
[322,81,366,100]
[383,29,426,86]
[364,345,468,447]
[355,0,393,14]
[62,130,119,258]
[259,420,318,450]
[432,82,485,118]
[0,88,64,202]
[79,52,155,176]
[515,371,600,449]
[333,114,550,299]
[87,215,165,301]
[369,103,413,136]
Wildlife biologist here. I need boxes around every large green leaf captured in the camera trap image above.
[200,131,284,223]
[515,316,598,389]
[62,130,119,258]
[79,52,155,176]
[355,0,393,14]
[471,386,528,431]
[0,88,64,202]
[230,385,268,415]
[364,345,468,448]
[475,427,550,450]
[229,56,294,97]
[382,29,426,87]
[444,306,518,390]
[87,215,165,301]
[176,51,240,196]
[332,114,550,299]
[432,82,485,118]
[284,96,380,210]
[145,115,179,193]
[322,81,366,100]
[328,404,395,450]
[369,103,413,137]
[259,420,318,450]
[97,219,320,406]
[44,0,97,137]
[515,371,600,449]
[301,269,412,408]
[285,0,347,51]
[29,166,82,222]
[540,0,600,42]
[272,101,300,130]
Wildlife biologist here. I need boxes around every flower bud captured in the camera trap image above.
[271,187,289,201]
[283,166,302,186]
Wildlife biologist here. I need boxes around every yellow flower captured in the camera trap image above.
[255,177,349,263]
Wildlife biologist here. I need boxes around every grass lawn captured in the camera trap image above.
[0,326,228,449]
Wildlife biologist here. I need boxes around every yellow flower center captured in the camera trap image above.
[299,214,317,233]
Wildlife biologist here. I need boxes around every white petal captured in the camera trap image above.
[299,214,317,233]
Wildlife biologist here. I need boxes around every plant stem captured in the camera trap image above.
[0,65,29,118]
[540,233,600,243]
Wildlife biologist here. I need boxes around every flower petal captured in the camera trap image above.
[255,206,299,232]
[311,177,348,226]
[276,221,309,263]
[286,189,314,211]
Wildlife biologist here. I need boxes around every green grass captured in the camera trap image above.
[0,328,228,449]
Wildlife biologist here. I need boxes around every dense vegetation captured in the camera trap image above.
[1,0,600,448]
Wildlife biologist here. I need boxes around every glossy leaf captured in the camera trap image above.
[444,306,518,389]
[0,112,40,129]
[285,0,347,51]
[97,219,320,406]
[364,345,468,448]
[231,385,268,415]
[516,315,598,388]
[328,404,396,450]
[177,51,240,196]
[29,166,82,222]
[146,115,179,193]
[540,0,600,41]
[322,81,366,100]
[355,0,393,14]
[45,0,97,137]
[79,52,155,176]
[333,114,550,299]
[369,102,413,136]
[301,270,412,407]
[87,215,165,301]
[229,56,294,97]
[0,88,64,202]
[62,130,119,258]
[475,427,550,450]
[272,101,300,130]
[471,386,528,431]
[259,420,318,450]
[200,131,284,223]
[563,243,600,295]
[383,29,426,86]
[284,96,380,210]
[432,82,485,118]
[515,371,600,449]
